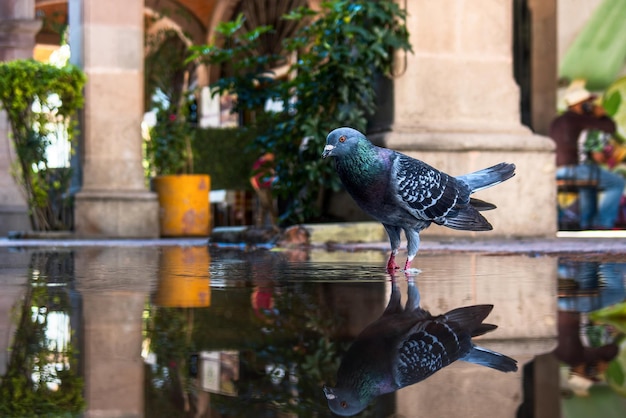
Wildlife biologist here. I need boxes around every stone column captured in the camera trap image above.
[0,0,41,235]
[69,0,159,237]
[383,0,556,238]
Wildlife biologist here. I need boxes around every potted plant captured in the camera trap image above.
[144,27,210,237]
[145,103,211,237]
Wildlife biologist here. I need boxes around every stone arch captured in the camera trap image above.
[144,0,206,45]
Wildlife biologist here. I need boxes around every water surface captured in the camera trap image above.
[0,245,624,417]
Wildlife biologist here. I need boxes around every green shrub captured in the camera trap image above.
[0,59,85,231]
[192,127,258,190]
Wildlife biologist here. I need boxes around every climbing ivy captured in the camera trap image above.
[0,59,85,231]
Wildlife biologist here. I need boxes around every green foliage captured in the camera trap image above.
[144,27,198,176]
[189,0,412,224]
[147,307,195,369]
[145,107,195,175]
[0,252,84,416]
[0,59,85,231]
[145,28,195,116]
[603,90,622,118]
[207,281,349,417]
[192,127,258,190]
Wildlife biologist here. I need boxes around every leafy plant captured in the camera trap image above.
[0,59,85,231]
[144,27,197,176]
[192,127,258,190]
[145,106,196,176]
[190,0,412,224]
[603,90,622,118]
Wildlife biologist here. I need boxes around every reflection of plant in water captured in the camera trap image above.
[0,252,84,417]
[143,247,382,416]
[212,284,351,417]
[144,306,196,416]
[590,302,626,397]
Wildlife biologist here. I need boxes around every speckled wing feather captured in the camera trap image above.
[393,320,471,388]
[392,153,471,222]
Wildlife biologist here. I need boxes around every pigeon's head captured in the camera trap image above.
[323,385,368,416]
[321,127,368,159]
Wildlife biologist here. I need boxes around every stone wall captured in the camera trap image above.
[383,0,556,238]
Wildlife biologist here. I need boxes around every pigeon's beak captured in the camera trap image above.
[322,144,335,159]
[323,386,336,400]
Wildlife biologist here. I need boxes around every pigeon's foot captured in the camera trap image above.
[403,258,421,275]
[386,255,399,272]
[386,264,399,273]
[403,258,412,271]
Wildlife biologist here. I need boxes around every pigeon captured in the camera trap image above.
[321,127,516,271]
[323,279,518,416]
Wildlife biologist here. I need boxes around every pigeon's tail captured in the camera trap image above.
[445,305,518,373]
[444,305,495,333]
[462,346,518,373]
[456,162,516,194]
[472,323,498,337]
[443,162,515,231]
[469,198,496,211]
[441,206,493,231]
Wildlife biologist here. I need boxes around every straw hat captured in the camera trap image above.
[564,79,596,106]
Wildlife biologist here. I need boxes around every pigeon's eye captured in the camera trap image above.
[339,136,346,143]
[340,401,348,408]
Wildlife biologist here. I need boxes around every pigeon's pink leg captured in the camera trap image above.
[404,229,420,271]
[404,255,414,271]
[386,250,399,272]
[383,225,402,271]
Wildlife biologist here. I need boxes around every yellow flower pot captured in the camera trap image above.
[153,174,211,236]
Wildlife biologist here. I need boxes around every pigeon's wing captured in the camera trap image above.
[392,320,472,388]
[391,153,471,222]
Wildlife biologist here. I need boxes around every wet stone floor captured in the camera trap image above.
[0,244,624,418]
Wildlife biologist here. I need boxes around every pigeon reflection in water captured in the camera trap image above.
[323,279,518,416]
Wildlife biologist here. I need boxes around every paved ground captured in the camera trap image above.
[2,228,626,259]
[328,235,626,258]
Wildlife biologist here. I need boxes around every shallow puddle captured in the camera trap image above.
[0,245,624,417]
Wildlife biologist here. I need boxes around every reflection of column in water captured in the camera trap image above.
[393,254,558,418]
[75,247,159,418]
